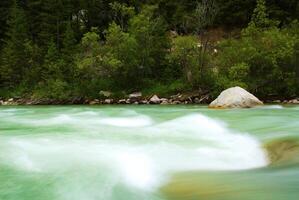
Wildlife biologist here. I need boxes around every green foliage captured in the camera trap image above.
[0,1,30,88]
[128,6,170,83]
[33,79,70,100]
[168,36,200,85]
[216,27,299,97]
[0,0,299,100]
[249,0,271,28]
[110,2,135,30]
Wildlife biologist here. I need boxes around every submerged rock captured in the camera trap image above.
[264,139,299,166]
[209,86,263,109]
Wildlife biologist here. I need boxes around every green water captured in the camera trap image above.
[0,105,298,200]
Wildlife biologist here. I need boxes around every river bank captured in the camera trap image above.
[1,95,299,106]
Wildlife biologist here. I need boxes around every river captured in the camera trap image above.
[0,105,298,200]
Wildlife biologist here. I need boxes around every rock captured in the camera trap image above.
[8,98,14,102]
[264,139,299,166]
[129,92,142,99]
[89,99,100,105]
[70,97,84,104]
[170,93,182,100]
[0,100,3,105]
[99,91,112,98]
[194,98,201,104]
[139,100,148,104]
[171,100,181,105]
[104,99,114,104]
[160,98,169,105]
[209,86,263,109]
[289,99,299,104]
[128,92,142,103]
[198,94,210,104]
[272,100,281,103]
[161,100,169,105]
[149,95,161,104]
[118,99,127,104]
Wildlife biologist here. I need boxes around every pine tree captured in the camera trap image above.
[63,22,77,55]
[62,21,77,83]
[250,0,269,28]
[0,0,13,48]
[42,40,62,81]
[0,0,31,88]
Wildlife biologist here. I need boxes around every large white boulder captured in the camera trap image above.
[209,86,263,108]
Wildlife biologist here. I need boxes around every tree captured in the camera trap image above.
[0,0,30,89]
[0,0,13,48]
[110,2,135,31]
[195,0,218,80]
[129,6,170,83]
[248,0,272,29]
[168,36,200,85]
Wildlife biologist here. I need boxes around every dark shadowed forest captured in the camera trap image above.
[0,0,298,101]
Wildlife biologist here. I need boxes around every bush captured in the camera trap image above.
[33,79,70,100]
[215,26,299,98]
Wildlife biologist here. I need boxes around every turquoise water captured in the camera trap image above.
[0,105,298,200]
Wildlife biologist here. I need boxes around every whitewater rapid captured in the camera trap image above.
[0,107,268,199]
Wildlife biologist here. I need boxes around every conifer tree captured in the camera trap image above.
[0,0,30,88]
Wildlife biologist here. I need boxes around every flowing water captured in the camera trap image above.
[0,105,298,200]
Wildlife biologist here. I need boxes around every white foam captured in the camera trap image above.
[260,105,284,109]
[117,152,156,190]
[100,116,153,127]
[0,110,269,198]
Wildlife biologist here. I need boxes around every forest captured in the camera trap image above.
[0,0,298,101]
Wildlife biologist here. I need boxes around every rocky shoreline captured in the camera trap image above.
[0,92,211,106]
[0,91,298,106]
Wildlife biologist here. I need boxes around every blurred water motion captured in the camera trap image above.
[0,105,298,200]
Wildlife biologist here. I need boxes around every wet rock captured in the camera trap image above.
[209,86,263,109]
[264,139,299,166]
